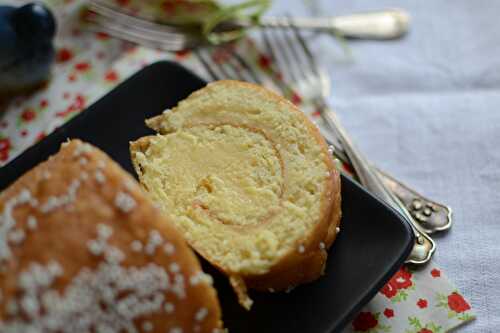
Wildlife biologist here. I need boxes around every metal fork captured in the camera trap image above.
[260,28,437,265]
[85,1,200,51]
[196,34,436,265]
[85,1,410,52]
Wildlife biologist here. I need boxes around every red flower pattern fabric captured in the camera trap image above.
[417,299,428,309]
[175,49,191,60]
[448,292,471,313]
[258,54,272,69]
[381,280,398,298]
[21,108,36,122]
[384,308,394,318]
[393,267,413,289]
[352,312,378,332]
[380,267,414,301]
[0,138,11,161]
[431,269,441,278]
[56,94,86,118]
[105,70,119,82]
[418,329,433,333]
[75,62,91,72]
[57,48,73,63]
[36,132,46,142]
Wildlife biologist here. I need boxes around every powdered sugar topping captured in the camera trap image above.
[114,191,136,213]
[39,179,81,213]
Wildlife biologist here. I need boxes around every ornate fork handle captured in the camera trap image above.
[254,9,410,39]
[376,170,452,234]
[322,107,435,265]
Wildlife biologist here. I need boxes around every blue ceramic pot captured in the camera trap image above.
[0,2,56,95]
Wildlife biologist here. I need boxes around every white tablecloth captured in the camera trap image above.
[271,1,499,332]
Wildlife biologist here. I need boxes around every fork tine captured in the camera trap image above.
[198,47,244,82]
[286,28,338,137]
[209,50,235,80]
[88,1,187,37]
[87,20,186,51]
[195,49,220,81]
[228,50,260,84]
[88,15,189,49]
[289,26,320,77]
[262,29,294,83]
[259,27,337,140]
[260,29,276,62]
[199,48,235,81]
[227,48,279,90]
[277,28,306,83]
[86,1,196,51]
[89,1,192,35]
[279,26,312,81]
[198,45,261,84]
[261,29,290,77]
[291,26,333,99]
[220,52,248,82]
[263,25,327,98]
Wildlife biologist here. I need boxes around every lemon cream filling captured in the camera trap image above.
[138,125,283,228]
[133,120,329,275]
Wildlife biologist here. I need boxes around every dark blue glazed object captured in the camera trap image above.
[0,2,56,95]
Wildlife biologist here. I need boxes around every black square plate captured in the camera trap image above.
[0,61,414,333]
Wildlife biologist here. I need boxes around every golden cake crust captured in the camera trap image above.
[132,80,342,308]
[0,140,222,332]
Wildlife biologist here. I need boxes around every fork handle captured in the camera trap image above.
[327,138,452,234]
[257,9,410,39]
[322,108,435,265]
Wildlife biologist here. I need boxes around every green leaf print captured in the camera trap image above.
[408,316,422,329]
[435,293,448,308]
[406,317,443,333]
[458,313,474,321]
[380,325,391,332]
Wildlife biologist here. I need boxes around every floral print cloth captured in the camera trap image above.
[0,1,475,332]
[346,265,473,333]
